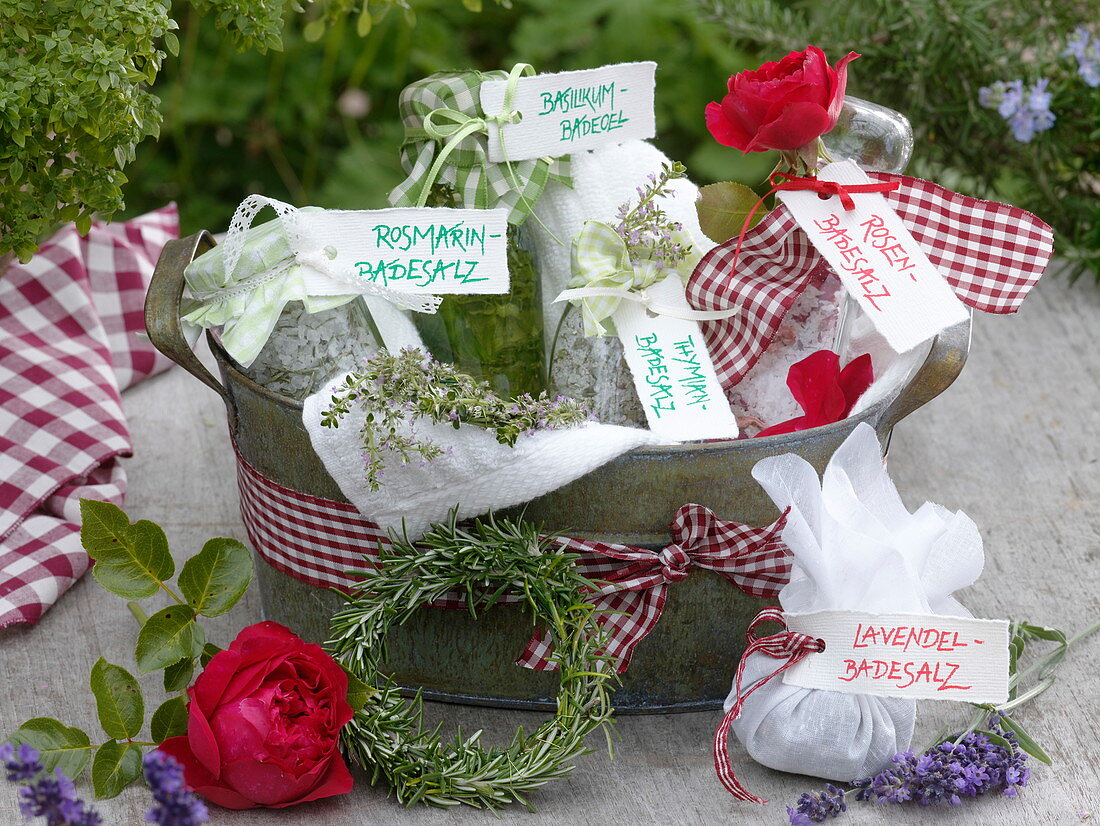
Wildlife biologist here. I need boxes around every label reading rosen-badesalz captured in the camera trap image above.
[480,63,656,162]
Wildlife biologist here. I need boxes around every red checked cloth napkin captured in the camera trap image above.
[687,173,1055,389]
[0,206,178,627]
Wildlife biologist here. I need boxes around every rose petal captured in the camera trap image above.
[786,349,848,423]
[750,101,835,151]
[270,755,354,808]
[837,352,874,407]
[186,700,223,778]
[705,100,755,151]
[827,52,861,125]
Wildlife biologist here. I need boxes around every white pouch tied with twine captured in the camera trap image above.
[725,422,985,782]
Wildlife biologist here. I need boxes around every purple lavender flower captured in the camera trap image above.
[143,751,209,826]
[1064,27,1100,87]
[787,783,847,824]
[2,741,102,826]
[2,741,43,782]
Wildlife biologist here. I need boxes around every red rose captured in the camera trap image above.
[160,622,354,809]
[706,47,860,152]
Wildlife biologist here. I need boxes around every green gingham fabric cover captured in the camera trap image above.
[180,208,357,368]
[388,70,571,225]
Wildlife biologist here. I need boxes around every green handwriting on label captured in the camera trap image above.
[537,82,630,144]
[372,222,495,255]
[671,335,711,409]
[633,332,713,418]
[355,259,486,287]
[634,333,675,419]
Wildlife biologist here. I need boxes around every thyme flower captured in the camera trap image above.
[321,348,589,490]
[612,161,692,268]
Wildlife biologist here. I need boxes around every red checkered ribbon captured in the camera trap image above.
[687,172,1054,389]
[0,207,179,627]
[233,445,792,671]
[712,608,825,804]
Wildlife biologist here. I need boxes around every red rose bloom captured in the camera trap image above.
[160,622,354,809]
[706,47,860,152]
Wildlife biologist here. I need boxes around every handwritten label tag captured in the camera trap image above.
[294,207,510,296]
[777,160,968,353]
[480,62,657,162]
[612,277,739,442]
[782,610,1010,704]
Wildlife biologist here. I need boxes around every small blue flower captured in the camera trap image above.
[1064,27,1100,87]
[978,77,1056,142]
[786,783,847,824]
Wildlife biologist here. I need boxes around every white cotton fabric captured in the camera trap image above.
[726,422,985,781]
[527,140,717,350]
[302,392,659,540]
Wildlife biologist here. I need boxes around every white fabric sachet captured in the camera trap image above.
[726,422,985,781]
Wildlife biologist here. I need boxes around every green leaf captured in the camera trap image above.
[8,718,92,779]
[303,19,326,41]
[91,740,143,799]
[162,657,194,693]
[974,728,1014,752]
[150,697,189,743]
[696,181,767,244]
[1021,622,1067,645]
[341,664,375,712]
[999,713,1053,764]
[90,658,144,740]
[135,605,203,673]
[80,500,174,600]
[178,537,253,617]
[199,643,222,667]
[164,31,180,57]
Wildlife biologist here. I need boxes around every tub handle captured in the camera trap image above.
[877,313,972,432]
[144,231,237,430]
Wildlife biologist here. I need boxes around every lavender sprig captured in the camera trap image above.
[2,742,101,826]
[612,161,692,267]
[787,783,846,824]
[143,751,208,826]
[321,348,590,490]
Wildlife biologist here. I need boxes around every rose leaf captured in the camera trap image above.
[80,500,174,600]
[90,658,144,740]
[7,717,93,779]
[162,656,194,693]
[91,740,143,799]
[696,181,768,244]
[150,696,189,744]
[135,605,204,673]
[178,537,254,618]
[341,664,376,712]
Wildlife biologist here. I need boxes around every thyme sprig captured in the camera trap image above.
[612,161,693,267]
[321,348,589,491]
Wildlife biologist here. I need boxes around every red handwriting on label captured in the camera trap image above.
[839,659,971,692]
[859,215,917,277]
[851,623,970,653]
[812,214,891,311]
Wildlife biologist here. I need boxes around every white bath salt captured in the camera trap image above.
[241,302,379,400]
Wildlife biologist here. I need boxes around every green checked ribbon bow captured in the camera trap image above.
[556,221,738,337]
[388,64,571,225]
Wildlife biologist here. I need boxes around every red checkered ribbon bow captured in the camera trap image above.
[233,446,792,672]
[518,504,792,672]
[713,608,825,804]
[687,172,1054,390]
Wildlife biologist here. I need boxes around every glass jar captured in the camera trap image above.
[412,217,548,398]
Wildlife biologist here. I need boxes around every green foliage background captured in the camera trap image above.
[120,0,772,234]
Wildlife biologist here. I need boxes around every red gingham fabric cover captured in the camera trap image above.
[687,172,1055,389]
[0,207,178,626]
[234,445,792,672]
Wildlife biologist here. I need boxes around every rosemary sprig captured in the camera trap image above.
[326,509,619,811]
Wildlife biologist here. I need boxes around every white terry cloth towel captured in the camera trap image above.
[527,140,717,348]
[302,390,660,540]
[727,422,985,782]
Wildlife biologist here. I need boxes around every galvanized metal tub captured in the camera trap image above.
[146,231,971,713]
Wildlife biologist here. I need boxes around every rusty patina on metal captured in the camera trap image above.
[146,232,971,713]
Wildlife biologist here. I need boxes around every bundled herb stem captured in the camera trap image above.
[321,348,590,490]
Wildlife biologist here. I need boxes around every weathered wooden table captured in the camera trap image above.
[2,273,1097,824]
